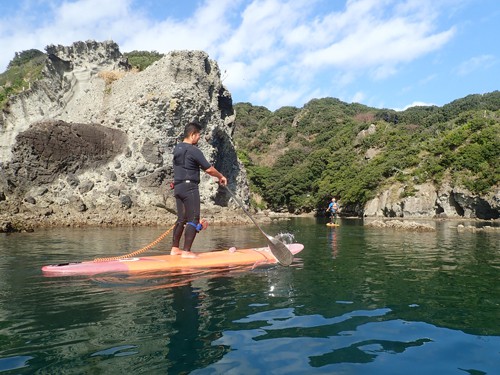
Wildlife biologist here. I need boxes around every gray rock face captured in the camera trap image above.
[0,40,248,228]
[364,182,499,220]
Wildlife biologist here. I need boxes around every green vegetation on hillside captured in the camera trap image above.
[234,92,500,214]
[123,50,164,71]
[0,49,46,109]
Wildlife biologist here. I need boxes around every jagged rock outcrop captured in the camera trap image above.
[0,40,249,229]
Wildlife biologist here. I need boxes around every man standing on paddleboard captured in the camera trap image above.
[326,197,339,224]
[170,122,227,258]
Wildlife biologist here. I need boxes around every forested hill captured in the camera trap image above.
[233,92,500,215]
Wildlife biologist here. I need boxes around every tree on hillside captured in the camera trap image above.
[123,50,164,71]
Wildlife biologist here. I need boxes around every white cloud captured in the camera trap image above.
[217,0,310,61]
[396,101,436,111]
[222,53,287,91]
[216,0,459,108]
[0,0,472,110]
[456,55,496,76]
[218,61,249,89]
[54,0,131,28]
[116,0,237,53]
[372,64,398,80]
[300,7,455,72]
[419,74,437,85]
[351,91,366,104]
[249,84,306,110]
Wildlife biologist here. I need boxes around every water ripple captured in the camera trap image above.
[195,308,500,374]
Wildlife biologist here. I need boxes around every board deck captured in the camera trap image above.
[326,223,340,227]
[41,244,304,276]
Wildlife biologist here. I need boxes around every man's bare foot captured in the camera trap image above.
[170,247,182,256]
[181,251,198,258]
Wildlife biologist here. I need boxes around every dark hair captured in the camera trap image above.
[184,122,203,138]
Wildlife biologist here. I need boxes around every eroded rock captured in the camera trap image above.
[0,40,247,229]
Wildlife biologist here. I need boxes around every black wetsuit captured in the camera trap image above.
[171,142,211,251]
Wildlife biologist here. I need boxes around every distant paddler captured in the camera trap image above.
[326,197,339,225]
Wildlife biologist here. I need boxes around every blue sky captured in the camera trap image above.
[0,0,498,111]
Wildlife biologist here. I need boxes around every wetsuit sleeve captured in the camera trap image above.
[191,147,211,170]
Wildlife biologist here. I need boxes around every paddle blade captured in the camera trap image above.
[267,237,294,266]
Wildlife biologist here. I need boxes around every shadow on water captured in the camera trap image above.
[0,217,499,373]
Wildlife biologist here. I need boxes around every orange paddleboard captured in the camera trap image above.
[41,244,304,276]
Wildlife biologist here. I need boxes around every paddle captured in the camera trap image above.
[225,186,294,266]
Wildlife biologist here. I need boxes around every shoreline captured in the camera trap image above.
[2,209,498,233]
[0,207,313,233]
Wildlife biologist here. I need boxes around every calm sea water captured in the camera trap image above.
[0,217,499,374]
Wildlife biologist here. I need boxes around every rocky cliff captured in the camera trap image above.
[362,174,499,220]
[354,123,499,220]
[0,40,249,230]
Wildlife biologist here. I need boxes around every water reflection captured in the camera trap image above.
[195,304,500,374]
[0,356,33,372]
[328,227,338,259]
[0,219,499,374]
[167,283,204,373]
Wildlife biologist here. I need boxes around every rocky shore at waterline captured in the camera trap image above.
[3,209,499,234]
[364,219,436,231]
[0,205,299,233]
[361,217,500,233]
[456,224,500,233]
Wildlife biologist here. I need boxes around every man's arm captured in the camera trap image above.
[205,166,227,186]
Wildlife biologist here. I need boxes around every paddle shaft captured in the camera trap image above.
[225,186,294,266]
[225,188,269,239]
